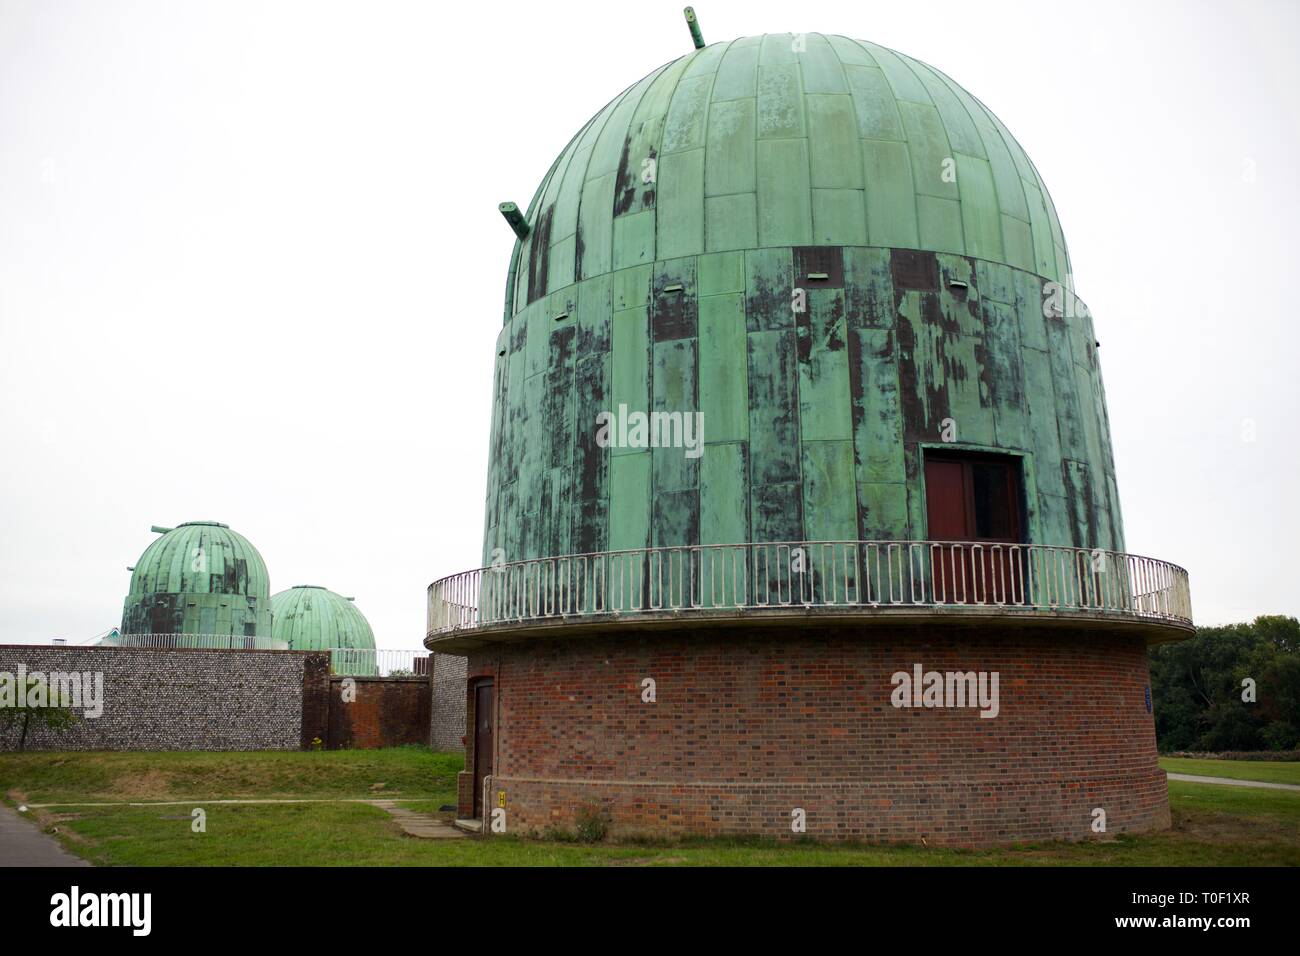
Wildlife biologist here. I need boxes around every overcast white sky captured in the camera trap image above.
[1,0,1296,646]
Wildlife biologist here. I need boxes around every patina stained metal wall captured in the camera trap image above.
[482,33,1122,565]
[121,521,272,636]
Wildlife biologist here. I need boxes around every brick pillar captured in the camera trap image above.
[434,655,444,749]
[300,652,331,749]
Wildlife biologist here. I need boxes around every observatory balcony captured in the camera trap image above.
[425,541,1193,651]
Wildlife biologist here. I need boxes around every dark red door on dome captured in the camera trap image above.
[472,680,494,819]
[924,460,969,540]
[924,453,1023,604]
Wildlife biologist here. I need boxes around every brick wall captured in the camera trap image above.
[300,654,332,749]
[0,644,328,752]
[430,652,467,751]
[461,624,1170,846]
[326,676,430,749]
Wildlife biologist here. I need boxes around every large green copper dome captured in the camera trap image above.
[483,31,1120,570]
[121,521,271,636]
[507,32,1070,317]
[270,586,376,652]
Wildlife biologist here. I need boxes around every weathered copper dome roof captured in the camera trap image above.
[506,32,1071,320]
[270,586,375,652]
[122,521,271,637]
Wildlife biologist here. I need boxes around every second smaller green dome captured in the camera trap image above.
[270,586,376,651]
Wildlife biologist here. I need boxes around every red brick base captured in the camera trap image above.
[460,623,1170,846]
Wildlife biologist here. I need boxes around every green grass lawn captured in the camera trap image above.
[0,746,459,804]
[1159,756,1300,786]
[3,750,1296,866]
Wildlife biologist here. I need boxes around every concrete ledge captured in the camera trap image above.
[426,604,1193,653]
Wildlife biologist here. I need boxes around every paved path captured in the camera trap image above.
[1167,772,1300,792]
[22,797,466,841]
[370,800,466,839]
[0,804,90,867]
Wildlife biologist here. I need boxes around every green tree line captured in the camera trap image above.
[1150,615,1300,753]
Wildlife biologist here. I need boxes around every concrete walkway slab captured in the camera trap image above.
[0,804,90,867]
[1167,772,1300,792]
[370,799,466,839]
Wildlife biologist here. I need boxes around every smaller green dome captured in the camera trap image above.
[270,586,376,652]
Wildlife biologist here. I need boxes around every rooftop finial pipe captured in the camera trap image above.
[499,202,529,240]
[684,7,705,49]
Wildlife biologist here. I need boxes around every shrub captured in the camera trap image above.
[573,803,610,843]
[0,674,79,752]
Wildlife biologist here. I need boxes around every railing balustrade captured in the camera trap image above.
[428,541,1191,636]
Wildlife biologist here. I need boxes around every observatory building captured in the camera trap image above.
[426,21,1192,844]
[117,524,377,664]
[121,521,272,640]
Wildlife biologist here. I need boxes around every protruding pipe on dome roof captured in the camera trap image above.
[684,7,705,49]
[150,525,173,535]
[499,202,529,240]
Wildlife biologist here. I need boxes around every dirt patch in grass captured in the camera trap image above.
[1168,807,1282,845]
[112,769,177,799]
[44,814,95,847]
[19,804,98,851]
[605,855,688,866]
[0,749,462,803]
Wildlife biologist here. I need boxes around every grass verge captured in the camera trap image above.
[0,747,459,804]
[1159,757,1300,786]
[3,751,1296,866]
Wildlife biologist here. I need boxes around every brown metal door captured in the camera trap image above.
[923,459,968,539]
[472,680,494,819]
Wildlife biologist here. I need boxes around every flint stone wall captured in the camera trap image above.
[430,652,467,751]
[0,644,327,751]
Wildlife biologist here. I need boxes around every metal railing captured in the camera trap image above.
[103,632,290,650]
[328,649,430,678]
[427,540,1191,636]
